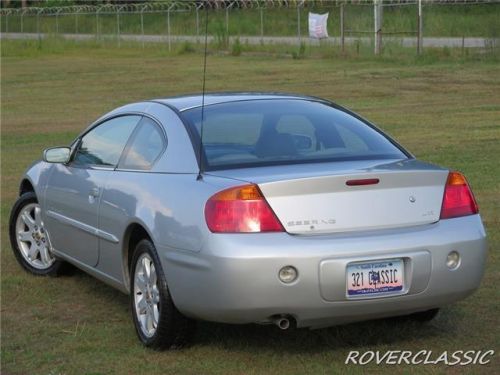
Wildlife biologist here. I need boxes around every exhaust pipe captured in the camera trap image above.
[271,315,293,330]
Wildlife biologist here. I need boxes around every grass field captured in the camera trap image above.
[1,39,500,374]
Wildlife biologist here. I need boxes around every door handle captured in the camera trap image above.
[89,187,100,198]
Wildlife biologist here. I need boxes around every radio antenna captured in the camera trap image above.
[197,3,209,181]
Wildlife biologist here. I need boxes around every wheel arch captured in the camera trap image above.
[19,178,35,196]
[122,222,153,293]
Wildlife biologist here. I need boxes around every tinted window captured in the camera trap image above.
[73,115,140,167]
[182,100,407,170]
[119,117,165,170]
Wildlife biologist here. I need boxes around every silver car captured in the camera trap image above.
[9,93,487,349]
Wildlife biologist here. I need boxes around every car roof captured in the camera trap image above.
[151,92,330,112]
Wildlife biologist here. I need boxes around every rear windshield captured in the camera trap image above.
[182,99,407,170]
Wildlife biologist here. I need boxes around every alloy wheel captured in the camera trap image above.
[15,203,55,270]
[134,253,160,338]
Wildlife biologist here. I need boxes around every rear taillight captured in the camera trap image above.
[205,184,284,233]
[440,171,478,219]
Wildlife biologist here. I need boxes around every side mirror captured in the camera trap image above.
[43,147,71,164]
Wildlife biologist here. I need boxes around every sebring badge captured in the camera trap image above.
[287,219,336,229]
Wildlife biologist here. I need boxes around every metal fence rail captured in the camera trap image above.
[1,0,499,54]
[2,0,498,16]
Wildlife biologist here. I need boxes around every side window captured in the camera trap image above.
[73,116,140,167]
[118,117,166,170]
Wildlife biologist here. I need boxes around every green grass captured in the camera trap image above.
[1,39,500,374]
[1,3,500,38]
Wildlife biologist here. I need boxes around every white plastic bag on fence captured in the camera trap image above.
[308,12,329,39]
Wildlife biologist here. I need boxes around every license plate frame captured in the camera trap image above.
[346,258,405,298]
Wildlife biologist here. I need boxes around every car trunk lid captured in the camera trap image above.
[207,159,448,235]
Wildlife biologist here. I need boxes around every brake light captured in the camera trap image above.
[205,184,284,233]
[346,178,380,186]
[440,171,478,219]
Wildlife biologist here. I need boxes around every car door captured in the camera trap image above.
[96,116,167,281]
[44,115,141,267]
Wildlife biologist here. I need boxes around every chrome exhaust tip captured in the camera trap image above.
[277,318,290,330]
[271,315,293,330]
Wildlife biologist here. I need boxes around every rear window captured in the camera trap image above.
[182,99,407,170]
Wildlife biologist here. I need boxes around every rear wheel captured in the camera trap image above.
[9,192,65,276]
[130,239,195,349]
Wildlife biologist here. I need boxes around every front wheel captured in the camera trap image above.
[130,239,195,349]
[9,192,65,276]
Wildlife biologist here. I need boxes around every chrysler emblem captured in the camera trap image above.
[409,196,416,203]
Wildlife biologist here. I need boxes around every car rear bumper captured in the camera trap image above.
[160,214,487,328]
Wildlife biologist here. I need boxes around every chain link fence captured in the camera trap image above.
[1,0,499,54]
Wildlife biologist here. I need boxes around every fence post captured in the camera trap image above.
[96,12,99,40]
[56,13,59,35]
[75,13,78,34]
[297,4,301,45]
[5,14,8,33]
[141,8,145,48]
[116,9,120,47]
[37,12,40,38]
[340,3,345,53]
[260,7,264,43]
[167,10,171,52]
[374,0,383,55]
[417,0,423,55]
[225,7,229,37]
[196,8,199,36]
[21,11,24,33]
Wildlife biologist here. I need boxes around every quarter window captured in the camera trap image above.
[73,115,140,167]
[119,117,165,170]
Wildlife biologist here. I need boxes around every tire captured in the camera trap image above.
[405,308,440,323]
[9,192,66,276]
[130,239,195,350]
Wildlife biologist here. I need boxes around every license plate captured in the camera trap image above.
[346,259,404,297]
